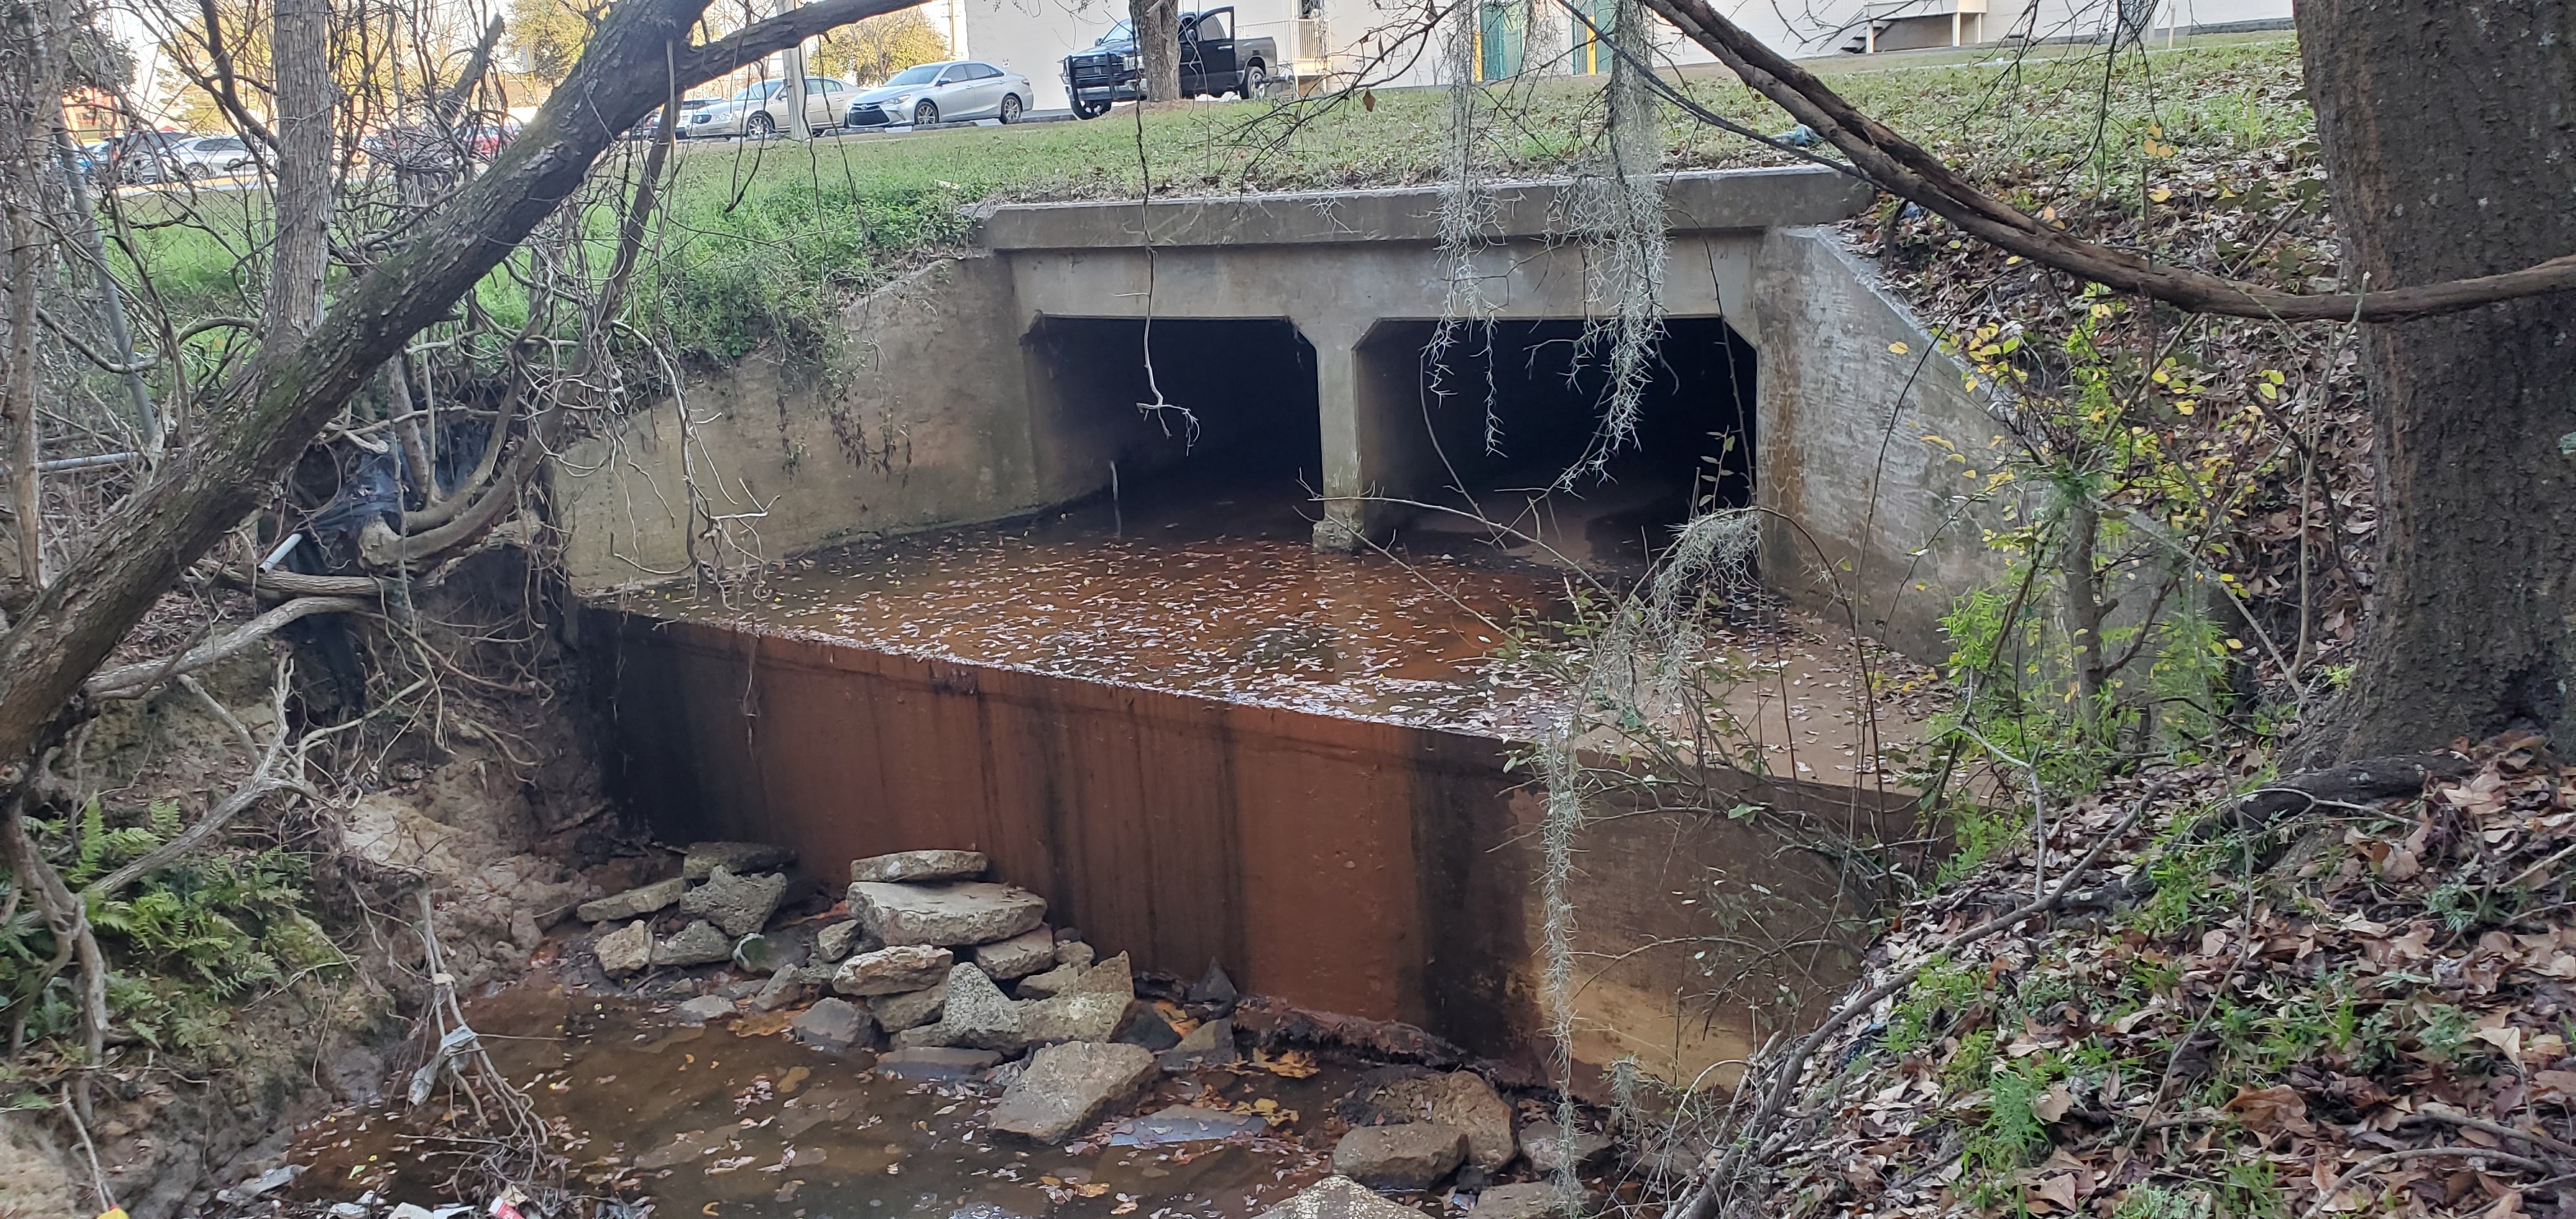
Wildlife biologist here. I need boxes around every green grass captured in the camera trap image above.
[112,34,2309,369]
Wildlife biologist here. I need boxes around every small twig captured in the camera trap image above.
[2299,1147,2550,1219]
[2405,1108,2576,1165]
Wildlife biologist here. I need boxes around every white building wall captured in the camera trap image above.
[953,0,1124,109]
[950,0,2283,112]
[1300,0,2287,91]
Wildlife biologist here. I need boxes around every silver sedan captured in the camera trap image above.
[842,60,1035,128]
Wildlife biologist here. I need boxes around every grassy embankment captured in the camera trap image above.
[114,34,2306,369]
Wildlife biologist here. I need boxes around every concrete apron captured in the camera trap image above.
[584,606,1915,1092]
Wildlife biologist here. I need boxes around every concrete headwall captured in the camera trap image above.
[558,171,2016,664]
[1750,227,2010,661]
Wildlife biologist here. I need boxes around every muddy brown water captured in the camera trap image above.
[281,981,1367,1219]
[614,476,1570,733]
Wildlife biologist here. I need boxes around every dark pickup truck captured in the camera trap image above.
[1061,8,1276,118]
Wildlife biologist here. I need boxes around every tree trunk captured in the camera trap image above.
[0,0,916,769]
[1131,0,1179,101]
[266,0,334,343]
[2298,0,2576,757]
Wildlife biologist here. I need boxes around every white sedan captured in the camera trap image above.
[842,61,1035,128]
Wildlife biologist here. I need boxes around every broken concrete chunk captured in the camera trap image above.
[1469,1182,1590,1219]
[816,920,871,962]
[1114,1000,1183,1051]
[833,944,955,997]
[1159,1016,1241,1070]
[935,961,1029,1052]
[974,927,1058,979]
[873,1046,1002,1082]
[679,865,788,937]
[1188,960,1240,1006]
[1055,940,1096,969]
[849,880,1046,947]
[790,997,875,1052]
[684,841,795,880]
[1064,951,1134,997]
[577,877,687,923]
[671,995,736,1025]
[595,919,652,977]
[652,920,734,967]
[1020,989,1126,1045]
[1015,962,1084,999]
[1334,1123,1468,1190]
[986,1041,1160,1142]
[850,850,988,884]
[1365,1072,1519,1172]
[889,1023,953,1050]
[868,980,948,1032]
[1517,1121,1614,1175]
[750,968,806,1012]
[1254,1176,1434,1219]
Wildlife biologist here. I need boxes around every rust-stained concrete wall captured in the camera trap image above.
[586,608,1903,1087]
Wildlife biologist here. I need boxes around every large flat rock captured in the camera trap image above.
[578,877,686,923]
[850,880,1046,947]
[1363,1072,1517,1172]
[1254,1177,1432,1219]
[874,1046,1002,1082]
[1334,1123,1467,1191]
[974,927,1058,979]
[986,1041,1158,1143]
[832,945,954,996]
[850,850,988,884]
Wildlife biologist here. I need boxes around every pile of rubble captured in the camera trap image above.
[575,843,1620,1218]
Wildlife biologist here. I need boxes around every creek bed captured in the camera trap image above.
[275,977,1377,1219]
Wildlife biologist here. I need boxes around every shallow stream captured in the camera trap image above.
[279,977,1376,1219]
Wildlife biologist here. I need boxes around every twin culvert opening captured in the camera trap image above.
[1027,315,1757,570]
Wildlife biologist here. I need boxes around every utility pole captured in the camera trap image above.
[783,28,815,139]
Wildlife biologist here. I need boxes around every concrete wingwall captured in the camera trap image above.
[555,255,1065,587]
[558,170,2014,664]
[1750,227,2012,663]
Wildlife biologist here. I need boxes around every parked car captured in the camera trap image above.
[685,77,856,138]
[843,60,1034,128]
[107,131,200,183]
[631,97,719,140]
[466,119,521,157]
[172,134,256,177]
[1062,8,1274,119]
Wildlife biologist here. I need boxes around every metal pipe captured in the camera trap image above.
[38,451,137,473]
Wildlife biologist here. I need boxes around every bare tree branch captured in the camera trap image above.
[1637,0,2576,323]
[83,596,365,700]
